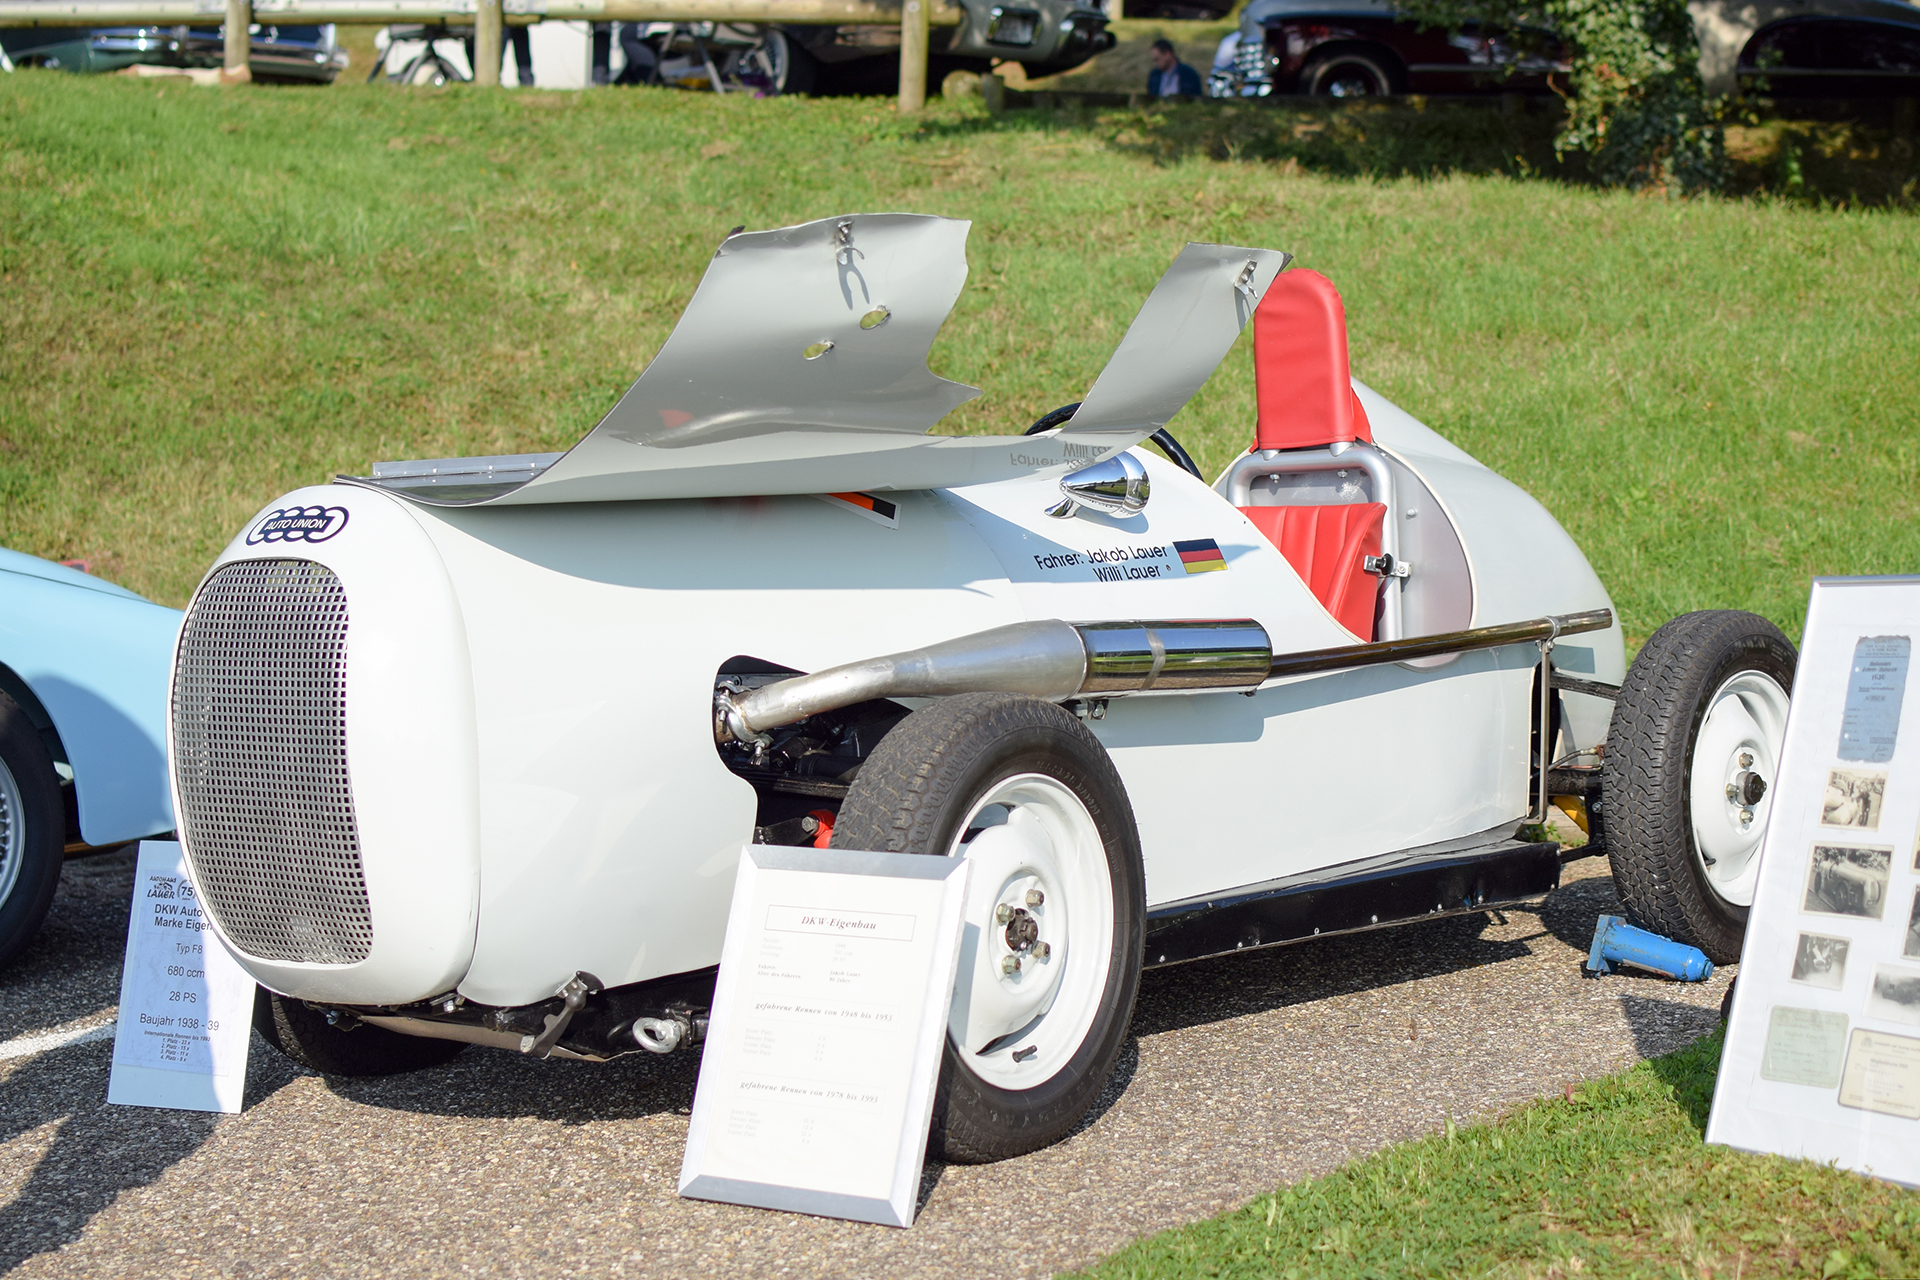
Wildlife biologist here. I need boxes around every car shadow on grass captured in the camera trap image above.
[915,99,1920,207]
[918,96,1574,184]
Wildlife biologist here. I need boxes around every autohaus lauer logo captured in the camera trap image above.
[245,505,350,545]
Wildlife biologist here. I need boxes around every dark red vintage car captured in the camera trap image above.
[1207,0,1568,98]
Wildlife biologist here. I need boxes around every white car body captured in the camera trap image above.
[167,214,1622,1048]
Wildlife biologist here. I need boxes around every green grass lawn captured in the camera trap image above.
[1069,1029,1920,1280]
[3,75,1919,629]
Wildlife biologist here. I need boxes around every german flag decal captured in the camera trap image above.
[815,491,900,528]
[1175,538,1228,573]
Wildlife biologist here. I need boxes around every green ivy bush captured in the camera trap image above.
[1399,0,1726,191]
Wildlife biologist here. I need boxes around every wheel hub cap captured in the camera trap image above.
[0,759,22,908]
[946,774,1114,1087]
[1689,670,1791,908]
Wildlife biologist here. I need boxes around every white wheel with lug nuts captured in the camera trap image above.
[1604,609,1797,964]
[831,692,1145,1163]
[949,774,1115,1087]
[1687,670,1790,909]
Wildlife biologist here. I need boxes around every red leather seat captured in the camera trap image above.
[1253,269,1372,452]
[1239,503,1385,639]
[1239,269,1386,639]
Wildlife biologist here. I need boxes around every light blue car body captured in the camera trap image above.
[0,548,181,846]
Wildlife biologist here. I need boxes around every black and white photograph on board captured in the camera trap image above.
[1906,890,1920,960]
[1821,768,1888,830]
[1803,845,1892,919]
[1867,964,1920,1027]
[1790,932,1852,990]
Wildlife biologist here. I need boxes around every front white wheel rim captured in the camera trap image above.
[0,757,21,907]
[1689,670,1791,908]
[947,774,1114,1089]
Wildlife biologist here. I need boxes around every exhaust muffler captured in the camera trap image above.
[716,618,1272,743]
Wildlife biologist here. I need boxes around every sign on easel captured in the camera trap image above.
[679,845,970,1228]
[1710,577,1920,1186]
[107,841,256,1114]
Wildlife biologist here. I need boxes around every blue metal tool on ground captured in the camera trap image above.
[1584,914,1714,981]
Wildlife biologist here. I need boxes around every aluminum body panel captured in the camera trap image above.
[342,217,1287,507]
[1356,381,1626,754]
[173,487,483,1005]
[0,549,180,845]
[411,489,1022,1006]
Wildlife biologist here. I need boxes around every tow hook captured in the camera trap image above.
[634,1006,710,1055]
[521,973,599,1058]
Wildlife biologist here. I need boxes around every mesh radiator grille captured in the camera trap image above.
[172,559,372,965]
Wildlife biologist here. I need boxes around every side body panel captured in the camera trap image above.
[415,489,1024,1006]
[1359,383,1626,754]
[0,551,180,845]
[947,454,1535,906]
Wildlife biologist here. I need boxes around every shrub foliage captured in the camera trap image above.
[1400,0,1725,190]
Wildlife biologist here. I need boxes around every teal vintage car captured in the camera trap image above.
[0,549,181,968]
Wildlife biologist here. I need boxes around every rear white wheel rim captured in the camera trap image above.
[0,757,22,907]
[946,774,1114,1089]
[1689,670,1790,908]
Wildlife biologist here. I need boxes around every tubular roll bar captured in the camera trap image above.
[1265,608,1614,681]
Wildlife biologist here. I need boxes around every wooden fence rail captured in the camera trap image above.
[0,0,960,107]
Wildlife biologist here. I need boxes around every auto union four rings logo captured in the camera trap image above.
[245,505,351,546]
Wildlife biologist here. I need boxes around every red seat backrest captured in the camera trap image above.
[1254,270,1372,452]
[1239,503,1385,639]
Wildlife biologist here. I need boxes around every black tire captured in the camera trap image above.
[398,52,461,86]
[0,692,63,970]
[253,987,468,1076]
[1300,50,1393,97]
[1602,610,1797,965]
[764,29,818,96]
[831,693,1145,1164]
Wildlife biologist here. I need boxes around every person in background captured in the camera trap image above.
[465,22,534,85]
[590,22,659,84]
[591,22,612,84]
[1146,37,1201,97]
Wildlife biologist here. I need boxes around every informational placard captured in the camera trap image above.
[679,845,970,1228]
[107,841,256,1114]
[1710,577,1920,1186]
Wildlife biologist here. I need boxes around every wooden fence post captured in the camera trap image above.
[222,0,250,80]
[474,0,503,85]
[897,0,927,112]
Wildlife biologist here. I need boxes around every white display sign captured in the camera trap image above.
[1711,577,1920,1186]
[679,845,970,1228]
[107,841,256,1114]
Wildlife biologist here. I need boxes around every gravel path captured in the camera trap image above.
[0,840,1729,1279]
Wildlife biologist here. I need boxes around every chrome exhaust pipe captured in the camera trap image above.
[716,618,1273,743]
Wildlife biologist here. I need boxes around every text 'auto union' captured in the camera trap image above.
[168,214,1795,1161]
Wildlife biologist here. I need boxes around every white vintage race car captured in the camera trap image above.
[167,214,1796,1161]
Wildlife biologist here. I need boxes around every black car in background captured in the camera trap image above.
[2,22,347,82]
[1738,12,1920,96]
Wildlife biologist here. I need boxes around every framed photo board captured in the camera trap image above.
[678,845,970,1227]
[1710,577,1920,1186]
